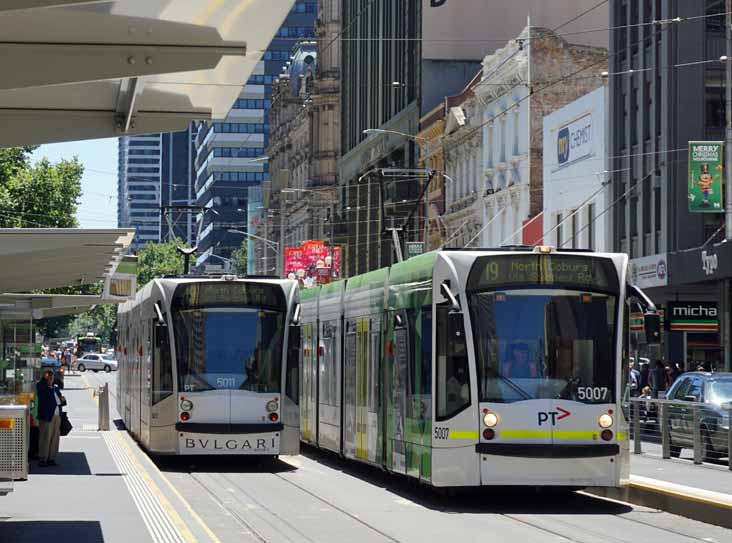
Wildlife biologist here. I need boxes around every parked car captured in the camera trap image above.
[77,353,118,373]
[665,372,732,460]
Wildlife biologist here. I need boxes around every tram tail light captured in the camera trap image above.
[269,412,279,422]
[600,429,613,441]
[483,429,495,440]
[180,412,191,422]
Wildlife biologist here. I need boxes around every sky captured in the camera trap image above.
[32,138,118,229]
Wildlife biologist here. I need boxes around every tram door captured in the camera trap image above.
[343,322,357,458]
[352,318,380,463]
[301,323,317,443]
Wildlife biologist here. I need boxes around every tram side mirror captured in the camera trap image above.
[644,311,661,345]
[440,281,461,313]
[153,303,166,327]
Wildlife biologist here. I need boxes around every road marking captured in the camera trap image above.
[121,433,223,543]
[104,432,192,543]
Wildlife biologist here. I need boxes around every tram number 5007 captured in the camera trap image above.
[577,387,609,401]
[433,427,450,440]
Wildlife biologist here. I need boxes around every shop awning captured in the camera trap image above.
[0,229,134,292]
[0,293,104,320]
[0,0,296,146]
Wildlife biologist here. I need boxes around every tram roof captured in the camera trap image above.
[0,0,296,146]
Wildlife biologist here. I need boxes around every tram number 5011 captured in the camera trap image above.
[577,387,609,401]
[433,427,449,440]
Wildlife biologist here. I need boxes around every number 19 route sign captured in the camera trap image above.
[688,141,724,213]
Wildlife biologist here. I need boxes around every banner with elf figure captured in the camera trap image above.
[688,141,724,213]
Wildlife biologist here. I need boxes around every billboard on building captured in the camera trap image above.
[284,240,341,288]
[688,141,724,213]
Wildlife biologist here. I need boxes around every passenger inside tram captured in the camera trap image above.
[501,342,540,379]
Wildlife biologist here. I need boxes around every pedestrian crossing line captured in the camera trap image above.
[103,432,195,543]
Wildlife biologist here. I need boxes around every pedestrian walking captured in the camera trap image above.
[36,368,65,467]
[650,360,666,398]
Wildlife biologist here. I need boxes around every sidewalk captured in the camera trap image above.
[0,373,153,543]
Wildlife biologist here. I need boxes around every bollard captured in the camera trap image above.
[97,383,110,431]
[633,400,641,455]
[692,405,702,464]
[661,402,670,459]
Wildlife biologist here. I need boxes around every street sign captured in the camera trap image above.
[688,141,724,212]
[406,242,424,259]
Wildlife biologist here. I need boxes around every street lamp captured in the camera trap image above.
[227,229,280,253]
[362,128,426,146]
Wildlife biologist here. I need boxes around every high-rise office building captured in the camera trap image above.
[118,125,197,252]
[193,1,317,267]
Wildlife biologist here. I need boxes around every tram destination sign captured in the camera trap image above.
[468,255,618,291]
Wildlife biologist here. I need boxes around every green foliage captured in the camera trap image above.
[68,303,117,344]
[231,241,248,275]
[136,240,185,286]
[0,147,83,228]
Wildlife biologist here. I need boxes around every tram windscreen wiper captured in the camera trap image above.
[485,368,533,400]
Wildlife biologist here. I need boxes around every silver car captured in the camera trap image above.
[77,353,118,373]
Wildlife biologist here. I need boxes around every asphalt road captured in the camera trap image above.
[82,371,732,543]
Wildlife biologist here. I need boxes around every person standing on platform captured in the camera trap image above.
[36,368,65,467]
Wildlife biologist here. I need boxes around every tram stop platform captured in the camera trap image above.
[2,372,732,541]
[0,372,217,543]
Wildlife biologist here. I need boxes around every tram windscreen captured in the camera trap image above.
[469,290,617,404]
[172,283,286,393]
[467,255,620,404]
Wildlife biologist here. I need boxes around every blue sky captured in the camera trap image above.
[33,139,118,229]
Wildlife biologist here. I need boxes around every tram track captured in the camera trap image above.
[187,469,403,543]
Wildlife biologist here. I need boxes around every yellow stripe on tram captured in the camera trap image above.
[553,430,600,440]
[449,430,479,440]
[617,432,628,440]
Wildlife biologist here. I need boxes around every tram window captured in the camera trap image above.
[153,321,173,404]
[436,304,470,420]
[405,307,433,419]
[286,325,300,405]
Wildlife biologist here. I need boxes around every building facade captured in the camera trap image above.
[610,1,729,370]
[543,86,610,252]
[257,0,342,277]
[474,27,607,249]
[442,72,484,248]
[338,0,611,276]
[193,1,317,267]
[118,127,197,252]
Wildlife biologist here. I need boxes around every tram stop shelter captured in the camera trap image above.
[0,229,134,493]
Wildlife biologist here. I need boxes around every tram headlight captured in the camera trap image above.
[180,399,193,412]
[483,412,499,427]
[598,414,613,428]
[266,400,279,413]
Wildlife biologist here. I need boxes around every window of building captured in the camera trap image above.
[487,122,494,168]
[706,69,725,129]
[570,210,578,249]
[587,203,596,251]
[707,0,725,33]
[512,109,520,156]
[556,213,563,248]
[500,116,507,163]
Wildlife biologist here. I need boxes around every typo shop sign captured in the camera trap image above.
[672,242,732,283]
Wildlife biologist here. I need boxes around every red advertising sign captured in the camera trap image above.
[283,240,341,287]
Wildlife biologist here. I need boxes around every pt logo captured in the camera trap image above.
[701,250,718,276]
[538,407,571,426]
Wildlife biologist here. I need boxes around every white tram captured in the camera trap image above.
[299,247,660,487]
[117,276,301,456]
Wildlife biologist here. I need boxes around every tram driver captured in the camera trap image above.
[501,342,540,380]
